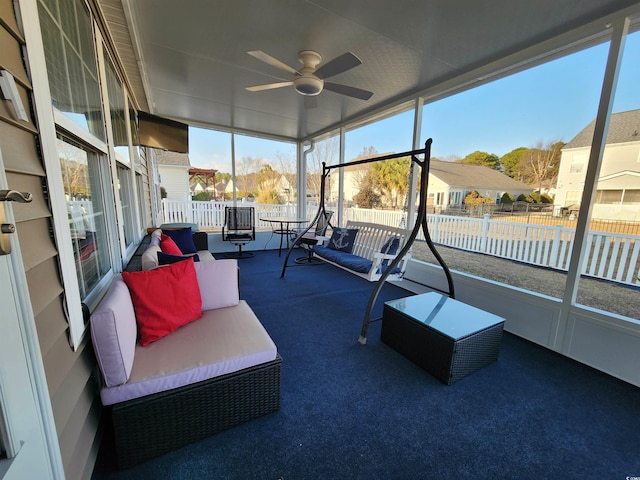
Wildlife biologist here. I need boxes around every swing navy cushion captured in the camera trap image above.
[313,246,372,273]
[313,246,403,275]
[326,228,358,253]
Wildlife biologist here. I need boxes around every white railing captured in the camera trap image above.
[162,200,640,286]
[162,199,310,229]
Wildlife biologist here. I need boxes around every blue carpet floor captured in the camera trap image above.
[93,249,640,479]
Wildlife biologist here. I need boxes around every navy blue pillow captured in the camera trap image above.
[157,252,200,265]
[327,228,358,253]
[380,236,400,255]
[379,236,400,272]
[162,227,197,254]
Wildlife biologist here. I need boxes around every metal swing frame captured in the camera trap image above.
[280,139,455,345]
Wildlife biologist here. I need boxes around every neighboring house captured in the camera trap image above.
[329,162,370,205]
[189,168,218,198]
[331,156,532,209]
[276,173,295,203]
[191,181,206,195]
[156,150,191,200]
[555,109,640,221]
[427,160,533,210]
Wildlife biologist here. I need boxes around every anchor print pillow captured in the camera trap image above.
[327,228,358,253]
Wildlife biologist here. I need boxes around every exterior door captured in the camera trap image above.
[0,152,57,478]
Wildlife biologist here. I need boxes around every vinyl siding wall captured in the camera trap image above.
[1,1,102,478]
[3,0,157,476]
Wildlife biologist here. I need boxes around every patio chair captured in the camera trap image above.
[222,206,255,258]
[294,210,334,265]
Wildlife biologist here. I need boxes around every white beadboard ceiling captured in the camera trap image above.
[100,0,639,142]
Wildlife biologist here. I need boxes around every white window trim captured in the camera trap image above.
[26,0,121,350]
[26,18,85,350]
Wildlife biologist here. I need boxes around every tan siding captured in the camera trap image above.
[35,298,69,358]
[0,21,29,84]
[3,3,103,478]
[0,121,43,174]
[65,398,101,479]
[14,217,57,270]
[53,341,96,433]
[0,0,21,36]
[42,326,80,397]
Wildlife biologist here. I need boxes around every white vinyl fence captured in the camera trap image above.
[162,200,640,287]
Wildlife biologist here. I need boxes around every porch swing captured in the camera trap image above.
[280,139,455,344]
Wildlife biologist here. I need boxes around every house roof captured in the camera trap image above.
[564,109,640,149]
[430,160,532,191]
[155,150,191,167]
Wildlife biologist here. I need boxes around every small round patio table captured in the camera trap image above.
[260,217,308,256]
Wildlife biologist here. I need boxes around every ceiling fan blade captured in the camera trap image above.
[314,52,362,79]
[246,81,293,92]
[247,51,298,75]
[304,96,317,109]
[323,82,373,101]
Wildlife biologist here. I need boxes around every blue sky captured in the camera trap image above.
[189,31,638,171]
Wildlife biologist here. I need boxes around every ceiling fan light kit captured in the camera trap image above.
[294,76,323,96]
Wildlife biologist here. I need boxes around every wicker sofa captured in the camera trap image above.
[90,258,281,468]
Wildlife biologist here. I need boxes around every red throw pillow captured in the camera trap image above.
[122,258,202,346]
[160,234,183,255]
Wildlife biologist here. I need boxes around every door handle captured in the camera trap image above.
[0,190,31,255]
[0,190,32,203]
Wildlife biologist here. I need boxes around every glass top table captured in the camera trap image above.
[260,217,308,256]
[384,292,504,341]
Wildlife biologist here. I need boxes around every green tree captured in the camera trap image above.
[257,164,278,186]
[501,147,529,180]
[353,184,381,208]
[464,190,493,204]
[370,156,411,208]
[255,188,282,204]
[459,151,500,170]
[192,191,213,201]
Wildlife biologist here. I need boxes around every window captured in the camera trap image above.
[38,0,105,140]
[569,154,587,174]
[57,137,112,301]
[623,189,640,203]
[576,26,640,318]
[234,134,297,207]
[595,190,623,204]
[117,164,135,247]
[565,191,582,205]
[104,47,129,162]
[344,110,414,224]
[307,134,340,209]
[418,39,608,299]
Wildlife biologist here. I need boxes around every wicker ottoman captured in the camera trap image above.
[381,293,504,385]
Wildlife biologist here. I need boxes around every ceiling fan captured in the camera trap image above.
[246,50,373,103]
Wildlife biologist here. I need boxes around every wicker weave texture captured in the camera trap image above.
[449,324,504,384]
[381,305,503,385]
[112,355,282,468]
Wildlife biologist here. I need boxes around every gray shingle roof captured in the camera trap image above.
[430,160,532,190]
[564,109,640,149]
[155,150,191,166]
